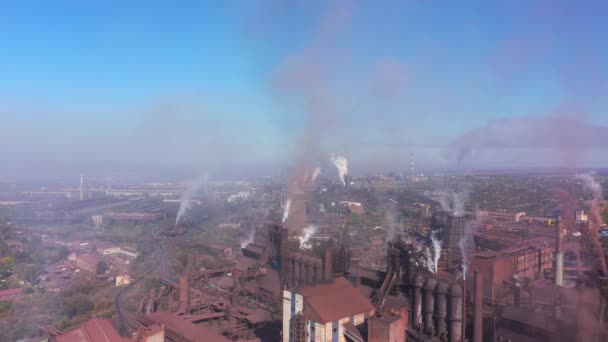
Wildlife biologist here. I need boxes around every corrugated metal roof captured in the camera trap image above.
[299,277,373,324]
[56,318,130,342]
[148,312,229,342]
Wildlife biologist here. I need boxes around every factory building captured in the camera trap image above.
[282,276,374,342]
[74,253,100,274]
[477,210,526,223]
[468,238,554,297]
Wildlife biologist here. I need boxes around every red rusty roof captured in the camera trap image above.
[56,318,130,342]
[299,277,374,324]
[148,312,229,342]
[76,253,101,266]
[0,288,23,298]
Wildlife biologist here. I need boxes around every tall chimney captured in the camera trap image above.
[410,153,415,179]
[473,271,483,342]
[555,215,564,287]
[179,275,189,310]
[79,174,85,201]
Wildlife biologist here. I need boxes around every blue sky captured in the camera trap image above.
[1,1,607,179]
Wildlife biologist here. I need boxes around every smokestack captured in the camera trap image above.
[413,274,424,329]
[423,277,438,335]
[555,215,564,287]
[473,271,483,342]
[448,284,463,342]
[179,275,189,310]
[435,281,449,338]
[410,152,414,179]
[79,174,85,201]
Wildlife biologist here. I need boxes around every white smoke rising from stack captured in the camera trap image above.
[431,231,442,274]
[451,191,469,217]
[459,221,474,280]
[384,208,399,241]
[311,167,321,182]
[330,154,348,186]
[282,198,292,223]
[298,225,318,249]
[439,190,470,217]
[575,172,608,274]
[576,173,603,200]
[425,247,434,273]
[176,176,206,224]
[240,227,256,248]
[439,194,452,213]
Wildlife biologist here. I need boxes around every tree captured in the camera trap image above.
[64,295,94,318]
[95,261,108,275]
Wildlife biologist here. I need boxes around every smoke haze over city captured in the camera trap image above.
[1,1,607,180]
[2,3,608,342]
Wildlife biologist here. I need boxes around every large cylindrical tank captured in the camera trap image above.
[435,281,449,338]
[413,274,425,329]
[423,277,438,335]
[448,284,463,342]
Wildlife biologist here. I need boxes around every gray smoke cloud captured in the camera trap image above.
[450,115,608,166]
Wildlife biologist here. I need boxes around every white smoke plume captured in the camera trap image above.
[298,225,318,249]
[439,190,470,217]
[330,154,348,186]
[240,227,256,249]
[439,194,452,213]
[431,230,442,274]
[282,198,292,223]
[425,247,434,273]
[576,173,603,200]
[311,167,321,182]
[459,221,474,280]
[575,172,608,274]
[384,208,399,241]
[176,175,206,224]
[452,191,469,217]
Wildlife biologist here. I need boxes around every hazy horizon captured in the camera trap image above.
[2,1,608,180]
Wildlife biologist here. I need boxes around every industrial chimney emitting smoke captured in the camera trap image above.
[555,215,564,287]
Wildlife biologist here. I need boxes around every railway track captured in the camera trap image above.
[114,239,168,332]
